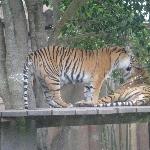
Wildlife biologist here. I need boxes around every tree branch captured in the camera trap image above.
[53,0,88,38]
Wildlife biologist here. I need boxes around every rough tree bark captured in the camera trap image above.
[25,0,48,50]
[25,0,48,108]
[1,1,37,150]
[2,0,28,109]
[0,18,10,109]
[24,1,52,149]
[25,0,38,51]
[9,0,36,109]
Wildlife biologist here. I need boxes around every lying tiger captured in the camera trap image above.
[23,45,132,109]
[75,63,150,107]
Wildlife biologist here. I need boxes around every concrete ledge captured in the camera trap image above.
[0,107,150,127]
[0,106,150,117]
[136,106,150,112]
[27,109,52,116]
[75,107,98,115]
[52,108,76,115]
[117,106,137,113]
[1,110,27,117]
[97,107,117,114]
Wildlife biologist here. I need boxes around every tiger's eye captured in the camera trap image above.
[126,66,131,71]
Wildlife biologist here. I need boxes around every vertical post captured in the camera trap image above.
[136,123,150,150]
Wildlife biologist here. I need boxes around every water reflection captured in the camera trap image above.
[37,123,150,150]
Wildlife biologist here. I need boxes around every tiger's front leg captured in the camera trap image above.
[97,93,120,106]
[74,81,101,107]
[74,76,103,107]
[75,91,121,107]
[74,84,95,107]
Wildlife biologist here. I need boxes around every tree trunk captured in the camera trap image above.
[25,0,47,50]
[25,1,50,149]
[0,19,10,109]
[25,0,38,51]
[1,1,37,150]
[25,0,48,108]
[2,0,28,109]
[34,1,48,48]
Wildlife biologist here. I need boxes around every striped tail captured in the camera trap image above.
[97,101,134,107]
[23,57,30,109]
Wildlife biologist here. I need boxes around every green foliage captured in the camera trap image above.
[57,0,150,68]
[43,0,150,73]
[43,0,51,6]
[111,69,124,84]
[130,27,150,66]
[59,0,72,12]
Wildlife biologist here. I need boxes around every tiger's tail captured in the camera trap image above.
[23,56,31,109]
[97,101,134,107]
[97,99,147,107]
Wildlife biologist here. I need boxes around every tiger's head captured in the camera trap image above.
[110,47,132,73]
[122,55,145,81]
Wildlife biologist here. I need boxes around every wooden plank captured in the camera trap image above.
[27,108,52,116]
[97,107,117,114]
[136,123,150,150]
[35,113,150,128]
[75,107,98,115]
[0,106,150,118]
[52,108,76,115]
[136,106,150,113]
[117,106,137,113]
[1,110,27,117]
[0,107,149,128]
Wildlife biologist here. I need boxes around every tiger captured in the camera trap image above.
[23,45,132,109]
[76,64,150,107]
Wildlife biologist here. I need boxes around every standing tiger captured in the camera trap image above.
[23,45,132,109]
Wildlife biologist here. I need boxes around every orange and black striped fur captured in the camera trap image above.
[79,65,150,107]
[23,45,132,109]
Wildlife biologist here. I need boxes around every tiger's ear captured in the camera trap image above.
[125,45,132,55]
[125,45,136,56]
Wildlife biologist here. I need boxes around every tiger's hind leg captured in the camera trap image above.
[43,87,63,108]
[38,77,63,108]
[44,77,73,108]
[49,89,73,108]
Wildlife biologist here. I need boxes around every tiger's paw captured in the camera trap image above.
[74,100,95,107]
[67,103,73,108]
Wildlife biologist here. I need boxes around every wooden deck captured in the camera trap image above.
[0,106,150,127]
